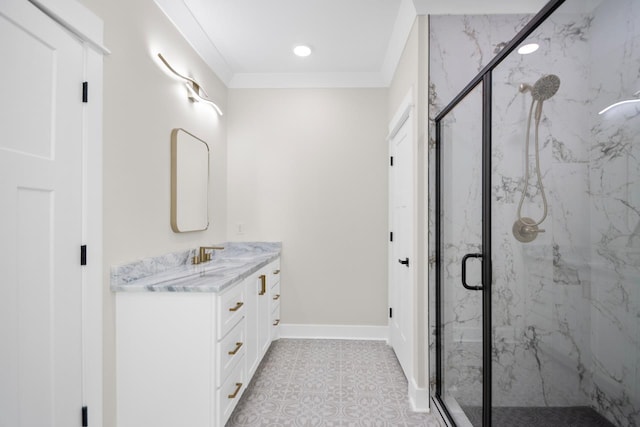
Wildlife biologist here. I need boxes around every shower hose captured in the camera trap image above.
[516,98,548,227]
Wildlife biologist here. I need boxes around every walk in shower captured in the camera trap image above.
[430,0,639,426]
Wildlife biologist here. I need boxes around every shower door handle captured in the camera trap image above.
[461,253,483,291]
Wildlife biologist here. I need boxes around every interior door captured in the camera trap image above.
[436,83,484,427]
[0,1,85,425]
[389,112,413,380]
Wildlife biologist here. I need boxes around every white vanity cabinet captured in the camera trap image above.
[116,257,281,427]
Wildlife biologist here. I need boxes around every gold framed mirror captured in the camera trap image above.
[171,128,209,232]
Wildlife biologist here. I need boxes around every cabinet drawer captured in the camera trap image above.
[218,284,245,339]
[271,302,280,328]
[217,355,246,427]
[269,261,281,287]
[217,319,245,387]
[270,280,281,309]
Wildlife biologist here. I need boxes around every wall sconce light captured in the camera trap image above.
[157,53,223,116]
[598,90,640,115]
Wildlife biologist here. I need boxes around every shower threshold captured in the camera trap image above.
[461,405,616,427]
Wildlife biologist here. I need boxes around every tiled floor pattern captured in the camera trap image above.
[463,405,616,427]
[226,339,444,427]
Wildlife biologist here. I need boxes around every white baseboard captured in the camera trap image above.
[279,323,389,341]
[409,378,430,412]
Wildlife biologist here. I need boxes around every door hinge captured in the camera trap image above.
[389,307,393,318]
[82,82,88,103]
[80,245,87,266]
[389,231,393,242]
[82,406,88,427]
[390,156,394,166]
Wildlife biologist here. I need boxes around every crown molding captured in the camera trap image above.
[154,0,233,85]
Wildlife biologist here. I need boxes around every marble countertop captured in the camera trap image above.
[111,242,281,293]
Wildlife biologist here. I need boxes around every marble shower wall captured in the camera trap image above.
[586,1,640,425]
[429,1,639,426]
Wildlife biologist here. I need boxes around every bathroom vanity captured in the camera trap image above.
[112,242,281,427]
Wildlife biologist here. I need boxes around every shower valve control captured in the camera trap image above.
[513,217,545,243]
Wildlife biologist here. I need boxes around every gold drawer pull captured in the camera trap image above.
[228,382,243,399]
[272,294,280,300]
[228,342,243,355]
[259,275,266,295]
[273,269,280,275]
[273,319,280,326]
[229,301,244,312]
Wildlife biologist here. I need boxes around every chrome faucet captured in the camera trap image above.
[192,246,225,265]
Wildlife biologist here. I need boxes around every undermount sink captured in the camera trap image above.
[200,259,246,272]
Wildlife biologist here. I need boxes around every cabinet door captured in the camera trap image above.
[244,276,259,377]
[245,259,280,378]
[116,293,213,427]
[256,269,271,361]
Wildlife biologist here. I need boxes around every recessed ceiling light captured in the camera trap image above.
[293,45,312,57]
[517,43,539,55]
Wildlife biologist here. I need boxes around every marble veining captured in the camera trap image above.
[110,242,281,293]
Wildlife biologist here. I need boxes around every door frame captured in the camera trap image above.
[26,0,108,424]
[432,1,566,426]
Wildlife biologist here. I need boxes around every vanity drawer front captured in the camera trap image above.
[271,302,280,341]
[217,355,246,427]
[270,280,281,309]
[217,319,245,387]
[268,260,280,287]
[218,284,245,339]
[271,301,280,328]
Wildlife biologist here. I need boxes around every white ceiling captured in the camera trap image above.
[154,0,549,88]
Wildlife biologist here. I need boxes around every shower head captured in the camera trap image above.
[520,74,561,101]
[532,74,560,100]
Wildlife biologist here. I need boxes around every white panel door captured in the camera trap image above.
[0,1,85,426]
[389,114,414,380]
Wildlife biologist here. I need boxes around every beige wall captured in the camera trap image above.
[77,0,228,425]
[227,89,388,326]
[388,16,430,390]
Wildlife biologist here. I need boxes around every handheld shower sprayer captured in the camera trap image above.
[519,75,560,122]
[513,74,560,243]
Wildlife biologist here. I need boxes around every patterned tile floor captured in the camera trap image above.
[227,339,444,427]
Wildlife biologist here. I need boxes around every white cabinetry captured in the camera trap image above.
[116,293,215,427]
[116,257,280,427]
[215,282,246,427]
[246,259,281,377]
[270,267,281,340]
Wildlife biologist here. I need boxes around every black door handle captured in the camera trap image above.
[461,253,483,290]
[398,258,409,267]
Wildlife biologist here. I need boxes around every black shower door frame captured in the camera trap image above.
[433,1,566,426]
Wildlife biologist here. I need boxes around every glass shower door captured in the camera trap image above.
[437,83,484,427]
